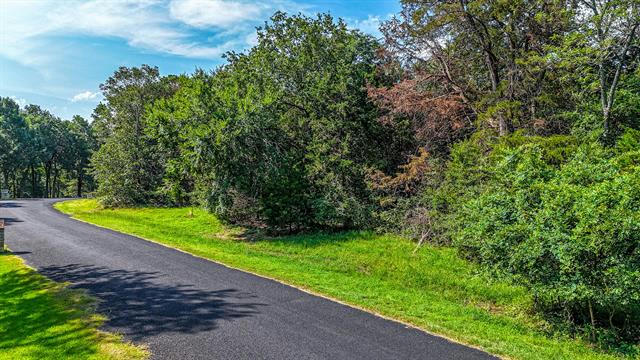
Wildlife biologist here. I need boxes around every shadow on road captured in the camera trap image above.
[0,202,23,208]
[1,217,23,226]
[0,251,31,256]
[39,264,265,341]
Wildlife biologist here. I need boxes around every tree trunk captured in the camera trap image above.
[52,165,59,198]
[12,172,17,198]
[600,22,638,144]
[31,165,37,197]
[498,116,511,136]
[1,172,7,193]
[45,163,51,198]
[588,300,596,341]
[77,168,83,198]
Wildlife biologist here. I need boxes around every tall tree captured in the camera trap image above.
[147,12,397,229]
[579,0,639,138]
[381,0,574,135]
[91,65,176,205]
[24,105,66,198]
[0,97,29,196]
[67,115,94,197]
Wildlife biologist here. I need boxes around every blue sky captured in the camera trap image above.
[0,0,400,120]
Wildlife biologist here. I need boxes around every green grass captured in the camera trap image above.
[0,251,148,360]
[56,199,627,360]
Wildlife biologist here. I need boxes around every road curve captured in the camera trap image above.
[1,199,496,360]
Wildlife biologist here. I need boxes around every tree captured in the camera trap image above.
[0,97,96,198]
[146,74,199,206]
[146,12,398,230]
[67,116,94,197]
[579,0,639,139]
[92,65,177,205]
[0,97,29,196]
[24,105,67,198]
[230,12,387,229]
[381,0,574,135]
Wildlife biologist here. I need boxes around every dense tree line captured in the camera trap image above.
[0,98,95,198]
[2,0,639,349]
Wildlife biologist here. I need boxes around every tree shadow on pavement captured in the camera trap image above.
[38,264,265,342]
[0,202,23,208]
[0,217,23,226]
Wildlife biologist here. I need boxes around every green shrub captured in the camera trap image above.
[453,132,640,344]
[385,131,578,245]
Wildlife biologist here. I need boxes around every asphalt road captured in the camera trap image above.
[1,199,497,360]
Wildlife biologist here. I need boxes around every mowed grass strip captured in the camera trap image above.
[56,199,622,360]
[0,251,148,360]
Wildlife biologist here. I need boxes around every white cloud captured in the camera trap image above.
[0,0,387,69]
[348,14,392,37]
[71,91,100,102]
[9,96,27,108]
[0,0,264,66]
[48,0,232,59]
[169,0,264,28]
[245,31,259,46]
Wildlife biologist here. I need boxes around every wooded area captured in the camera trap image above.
[1,0,639,352]
[0,100,94,198]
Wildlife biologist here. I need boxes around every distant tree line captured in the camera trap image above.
[0,99,95,198]
[2,0,639,348]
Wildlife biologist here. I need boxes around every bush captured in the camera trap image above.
[374,131,578,245]
[453,131,640,343]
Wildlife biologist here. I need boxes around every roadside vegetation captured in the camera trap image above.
[57,198,625,360]
[2,0,639,356]
[0,252,147,360]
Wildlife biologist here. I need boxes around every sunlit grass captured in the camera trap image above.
[56,199,625,360]
[0,251,148,360]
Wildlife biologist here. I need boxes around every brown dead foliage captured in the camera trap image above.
[368,74,474,153]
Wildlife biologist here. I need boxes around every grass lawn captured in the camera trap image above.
[56,199,629,360]
[0,251,148,360]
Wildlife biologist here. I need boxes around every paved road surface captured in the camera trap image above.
[1,199,496,360]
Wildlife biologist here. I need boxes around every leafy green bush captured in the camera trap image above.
[453,131,640,343]
[375,131,579,245]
